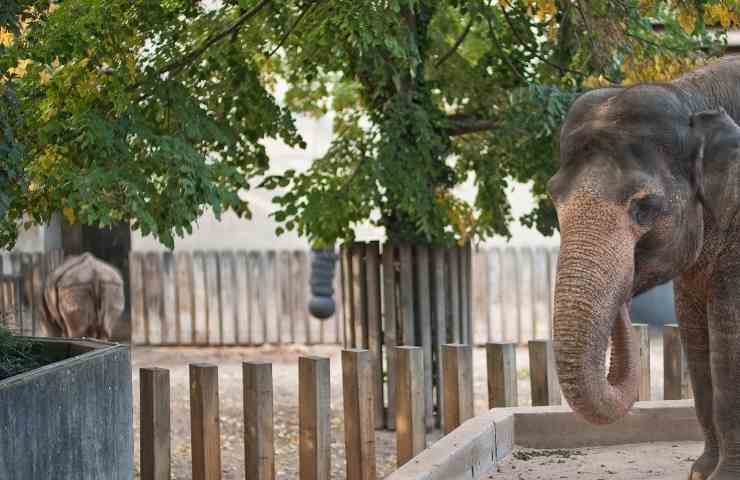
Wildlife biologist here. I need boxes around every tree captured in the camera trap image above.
[1,1,737,250]
[0,0,302,249]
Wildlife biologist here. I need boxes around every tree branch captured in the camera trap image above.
[435,18,475,68]
[266,2,315,59]
[446,115,497,136]
[128,0,271,92]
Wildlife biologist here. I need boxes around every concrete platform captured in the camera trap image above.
[386,400,701,480]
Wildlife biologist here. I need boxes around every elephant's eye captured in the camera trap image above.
[630,195,662,226]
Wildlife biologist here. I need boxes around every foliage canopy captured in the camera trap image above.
[0,0,738,248]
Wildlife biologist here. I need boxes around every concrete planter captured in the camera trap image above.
[0,338,133,480]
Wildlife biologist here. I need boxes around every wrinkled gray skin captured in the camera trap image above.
[550,56,740,480]
[41,253,125,340]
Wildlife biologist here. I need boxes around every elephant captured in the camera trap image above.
[549,56,740,480]
[41,253,124,340]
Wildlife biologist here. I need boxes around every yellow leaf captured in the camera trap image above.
[0,29,13,47]
[39,70,52,85]
[62,207,76,225]
[677,10,697,33]
[8,59,31,78]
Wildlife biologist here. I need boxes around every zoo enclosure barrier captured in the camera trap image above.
[137,327,692,480]
[0,246,557,346]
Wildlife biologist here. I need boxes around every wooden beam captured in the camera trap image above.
[140,368,171,480]
[342,349,377,480]
[395,346,426,467]
[243,361,274,480]
[189,363,221,480]
[299,356,331,480]
[486,342,518,408]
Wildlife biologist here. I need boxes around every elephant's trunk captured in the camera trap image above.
[553,218,640,425]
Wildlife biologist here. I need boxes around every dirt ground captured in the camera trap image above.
[489,442,702,480]
[131,344,697,480]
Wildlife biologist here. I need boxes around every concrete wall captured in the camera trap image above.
[0,340,133,480]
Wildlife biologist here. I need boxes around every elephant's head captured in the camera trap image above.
[548,85,709,424]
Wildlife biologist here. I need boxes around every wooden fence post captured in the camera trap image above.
[528,340,561,406]
[342,350,376,480]
[395,346,426,467]
[664,325,692,400]
[140,368,170,480]
[382,244,398,430]
[486,342,518,408]
[299,356,331,480]
[633,324,651,401]
[243,361,274,480]
[189,364,221,480]
[414,245,435,429]
[441,344,474,435]
[364,242,385,429]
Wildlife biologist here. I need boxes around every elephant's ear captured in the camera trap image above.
[687,108,727,220]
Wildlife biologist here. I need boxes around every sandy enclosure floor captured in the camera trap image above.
[131,341,681,480]
[489,442,702,480]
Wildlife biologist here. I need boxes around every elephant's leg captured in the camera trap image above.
[675,280,718,480]
[706,265,740,479]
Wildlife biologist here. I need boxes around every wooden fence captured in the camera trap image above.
[131,246,556,348]
[1,246,559,347]
[0,250,64,336]
[130,250,344,346]
[136,324,691,480]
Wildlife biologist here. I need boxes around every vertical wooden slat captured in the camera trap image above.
[340,245,353,348]
[441,344,474,435]
[130,252,146,344]
[192,252,209,345]
[176,252,195,344]
[205,252,222,345]
[350,244,367,349]
[31,253,44,337]
[664,324,692,400]
[251,252,267,346]
[333,249,343,345]
[460,244,471,345]
[414,245,434,429]
[447,248,460,344]
[19,253,32,335]
[486,342,518,408]
[633,324,651,401]
[218,251,237,346]
[235,252,251,345]
[279,250,294,344]
[140,368,171,480]
[292,250,308,345]
[364,242,384,429]
[243,361,274,480]
[472,249,490,346]
[382,243,398,430]
[431,247,447,429]
[528,340,561,406]
[398,243,415,346]
[161,252,177,345]
[143,252,164,345]
[513,248,523,344]
[527,248,537,342]
[395,346,426,467]
[342,349,377,480]
[190,363,221,480]
[265,251,280,344]
[299,356,331,480]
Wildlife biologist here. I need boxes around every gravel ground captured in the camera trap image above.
[131,343,688,480]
